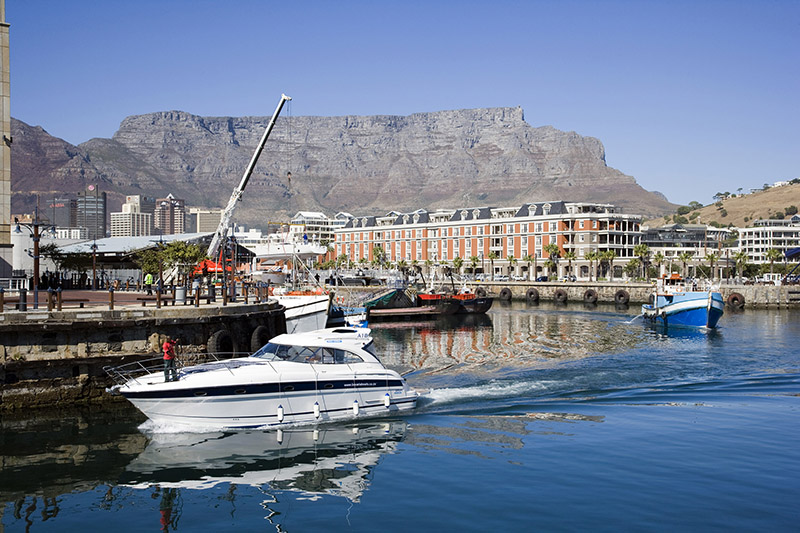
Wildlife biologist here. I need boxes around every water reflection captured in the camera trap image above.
[120,421,407,503]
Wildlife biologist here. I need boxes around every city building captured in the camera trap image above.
[47,197,77,228]
[189,207,223,233]
[76,185,107,240]
[737,215,800,264]
[290,211,351,245]
[110,195,155,237]
[154,194,186,235]
[335,202,642,280]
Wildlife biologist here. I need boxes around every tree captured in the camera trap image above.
[543,243,560,279]
[732,250,749,281]
[585,251,599,282]
[372,245,386,268]
[705,252,719,281]
[765,248,783,275]
[469,255,479,274]
[487,252,498,281]
[601,250,617,281]
[453,256,464,276]
[652,252,665,277]
[563,251,576,278]
[624,258,641,279]
[677,251,694,278]
[163,241,207,285]
[522,254,534,281]
[634,244,651,280]
[506,255,517,277]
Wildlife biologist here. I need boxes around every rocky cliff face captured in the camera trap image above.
[11,107,674,224]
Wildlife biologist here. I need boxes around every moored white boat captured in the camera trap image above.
[106,327,419,430]
[641,274,724,328]
[271,288,331,333]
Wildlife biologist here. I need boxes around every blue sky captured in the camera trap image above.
[7,0,799,206]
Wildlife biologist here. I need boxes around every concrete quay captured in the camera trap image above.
[0,289,286,411]
[465,281,800,308]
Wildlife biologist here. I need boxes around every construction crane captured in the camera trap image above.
[207,93,292,259]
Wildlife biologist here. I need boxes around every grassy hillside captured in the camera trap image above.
[645,182,800,228]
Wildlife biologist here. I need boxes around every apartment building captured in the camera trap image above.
[335,202,641,279]
[738,215,800,264]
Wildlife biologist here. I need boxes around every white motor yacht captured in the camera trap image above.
[107,327,419,430]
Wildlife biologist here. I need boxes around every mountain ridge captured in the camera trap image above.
[11,106,675,226]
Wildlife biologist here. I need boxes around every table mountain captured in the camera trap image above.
[11,107,674,226]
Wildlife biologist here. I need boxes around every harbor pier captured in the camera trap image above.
[0,290,286,411]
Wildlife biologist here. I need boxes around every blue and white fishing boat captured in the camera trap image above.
[641,274,724,328]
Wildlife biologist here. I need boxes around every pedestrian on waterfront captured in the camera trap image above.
[144,272,154,295]
[162,336,178,382]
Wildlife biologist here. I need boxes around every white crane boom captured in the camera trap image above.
[207,93,292,258]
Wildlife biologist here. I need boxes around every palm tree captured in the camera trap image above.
[453,256,464,276]
[634,244,651,280]
[652,252,665,278]
[704,252,719,281]
[601,250,617,281]
[585,251,599,282]
[732,250,749,281]
[506,255,517,278]
[765,248,782,275]
[543,243,560,279]
[678,251,693,278]
[563,251,576,279]
[522,254,534,281]
[624,258,641,279]
[487,252,498,281]
[469,255,479,276]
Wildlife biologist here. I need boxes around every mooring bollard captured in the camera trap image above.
[18,288,27,312]
[48,288,54,311]
[109,287,115,310]
[194,286,200,308]
[57,287,63,311]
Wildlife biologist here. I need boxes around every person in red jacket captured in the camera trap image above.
[162,337,178,382]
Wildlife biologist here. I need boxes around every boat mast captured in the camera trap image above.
[207,93,292,259]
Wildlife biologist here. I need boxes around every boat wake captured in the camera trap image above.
[419,378,564,410]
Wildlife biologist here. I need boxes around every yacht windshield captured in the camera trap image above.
[252,342,364,364]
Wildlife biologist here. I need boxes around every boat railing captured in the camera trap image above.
[104,350,237,387]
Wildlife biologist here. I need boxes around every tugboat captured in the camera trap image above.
[641,274,724,328]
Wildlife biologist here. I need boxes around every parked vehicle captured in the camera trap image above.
[535,276,548,282]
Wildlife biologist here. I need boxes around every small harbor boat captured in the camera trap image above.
[418,290,493,314]
[271,287,331,333]
[106,327,419,430]
[641,274,724,328]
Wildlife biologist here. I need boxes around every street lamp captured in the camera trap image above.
[91,240,98,290]
[14,207,56,309]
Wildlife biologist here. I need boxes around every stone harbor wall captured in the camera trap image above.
[0,301,286,411]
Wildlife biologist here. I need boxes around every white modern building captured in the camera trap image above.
[737,215,800,264]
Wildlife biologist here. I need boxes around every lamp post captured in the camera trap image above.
[91,240,98,290]
[14,207,56,310]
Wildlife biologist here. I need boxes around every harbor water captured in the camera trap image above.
[2,302,798,531]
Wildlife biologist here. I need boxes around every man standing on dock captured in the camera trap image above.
[145,272,154,295]
[162,337,178,382]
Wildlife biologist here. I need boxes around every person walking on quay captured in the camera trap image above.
[162,337,178,382]
[144,272,154,295]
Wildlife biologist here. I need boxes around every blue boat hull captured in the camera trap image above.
[641,291,724,328]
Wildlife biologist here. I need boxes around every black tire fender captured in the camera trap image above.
[250,325,272,353]
[208,329,234,357]
[554,289,568,303]
[583,289,598,304]
[525,288,540,303]
[614,289,630,305]
[499,287,513,302]
[727,292,745,309]
[475,287,487,298]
